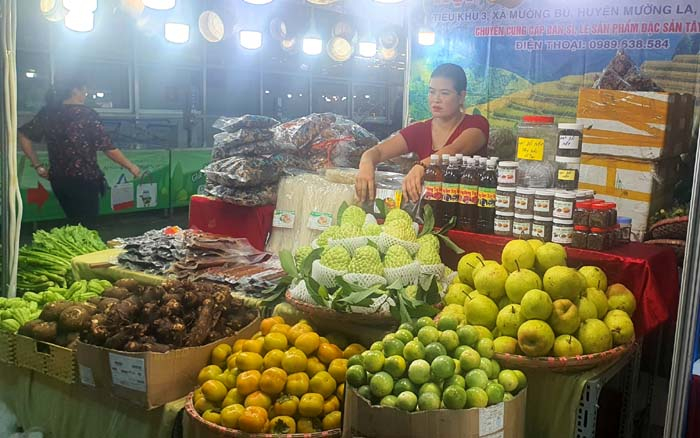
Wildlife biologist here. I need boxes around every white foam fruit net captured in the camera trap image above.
[364,214,378,226]
[327,236,368,255]
[351,295,395,314]
[444,271,459,285]
[311,239,320,249]
[384,261,421,287]
[342,273,387,289]
[289,280,315,304]
[311,259,346,288]
[420,263,446,279]
[374,233,421,255]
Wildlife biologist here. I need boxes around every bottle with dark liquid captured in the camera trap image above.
[458,158,479,232]
[423,154,444,223]
[477,159,498,234]
[440,153,450,175]
[442,156,461,226]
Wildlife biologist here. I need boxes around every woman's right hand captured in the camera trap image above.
[128,165,141,178]
[355,162,376,203]
[35,165,49,179]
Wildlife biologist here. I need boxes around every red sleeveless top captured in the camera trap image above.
[399,115,490,160]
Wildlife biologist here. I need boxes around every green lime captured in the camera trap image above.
[453,345,469,360]
[380,395,398,407]
[457,325,479,347]
[393,377,417,396]
[430,355,456,380]
[370,341,384,351]
[417,326,440,345]
[419,382,442,397]
[476,338,495,359]
[425,342,447,363]
[403,340,426,363]
[465,387,489,408]
[370,371,395,398]
[394,329,414,344]
[489,359,501,379]
[459,346,481,372]
[513,370,527,391]
[439,330,460,352]
[407,359,431,385]
[503,392,515,401]
[445,374,466,389]
[347,354,363,368]
[498,370,519,392]
[396,391,418,412]
[418,392,441,411]
[383,355,407,379]
[383,338,405,357]
[398,322,416,335]
[346,364,367,388]
[485,382,505,405]
[358,384,372,401]
[479,358,493,377]
[416,316,436,330]
[442,385,467,409]
[437,314,459,331]
[362,350,385,373]
[464,369,489,389]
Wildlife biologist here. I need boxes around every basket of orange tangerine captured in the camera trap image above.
[185,316,366,436]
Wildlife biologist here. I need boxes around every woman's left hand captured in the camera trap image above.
[402,164,426,203]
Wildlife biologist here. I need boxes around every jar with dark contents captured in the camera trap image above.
[604,203,618,228]
[515,187,535,214]
[497,161,518,186]
[534,189,554,216]
[512,214,533,239]
[589,203,609,228]
[494,211,514,236]
[553,191,576,219]
[554,156,581,191]
[556,123,583,158]
[531,216,553,241]
[573,201,592,227]
[552,218,574,245]
[576,189,594,202]
[587,227,606,251]
[572,225,589,249]
[496,186,516,213]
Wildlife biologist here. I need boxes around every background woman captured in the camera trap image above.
[355,63,489,203]
[18,76,140,225]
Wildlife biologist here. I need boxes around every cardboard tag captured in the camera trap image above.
[273,210,296,229]
[79,364,95,387]
[109,353,147,392]
[136,183,158,208]
[479,402,504,436]
[558,170,577,181]
[307,212,333,231]
[375,188,402,213]
[517,137,545,161]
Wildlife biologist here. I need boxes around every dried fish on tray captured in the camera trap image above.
[193,260,285,298]
[113,228,185,276]
[202,156,284,188]
[273,113,336,150]
[213,129,274,148]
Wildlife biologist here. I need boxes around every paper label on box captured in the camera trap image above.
[79,364,95,387]
[109,353,147,392]
[479,402,504,436]
[517,137,545,161]
[273,210,296,229]
[375,188,402,213]
[558,134,580,150]
[307,212,333,231]
[558,170,577,181]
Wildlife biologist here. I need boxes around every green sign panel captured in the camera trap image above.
[19,149,171,222]
[170,149,211,208]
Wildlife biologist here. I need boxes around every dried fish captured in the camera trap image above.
[212,115,279,132]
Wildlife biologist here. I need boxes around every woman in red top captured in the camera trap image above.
[356,63,489,202]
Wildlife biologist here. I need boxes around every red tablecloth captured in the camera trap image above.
[188,195,274,251]
[441,231,679,337]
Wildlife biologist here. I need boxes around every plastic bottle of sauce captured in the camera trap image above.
[477,159,497,234]
[440,153,450,175]
[424,154,444,226]
[442,156,461,226]
[458,158,479,232]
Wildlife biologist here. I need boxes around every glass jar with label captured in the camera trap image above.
[512,213,533,239]
[554,156,581,191]
[497,161,518,186]
[531,216,553,241]
[573,201,592,227]
[572,225,589,248]
[576,189,595,202]
[514,187,535,214]
[552,218,574,245]
[496,186,516,213]
[556,123,583,158]
[587,227,606,251]
[604,203,618,228]
[494,211,514,236]
[516,116,558,188]
[589,203,609,228]
[618,217,632,243]
[553,191,576,219]
[533,189,554,216]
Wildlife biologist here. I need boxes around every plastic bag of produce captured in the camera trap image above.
[212,114,279,132]
[202,156,283,188]
[211,140,280,160]
[273,113,336,149]
[205,184,277,206]
[213,128,273,147]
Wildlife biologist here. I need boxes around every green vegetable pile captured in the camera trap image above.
[17,225,107,293]
[0,279,112,333]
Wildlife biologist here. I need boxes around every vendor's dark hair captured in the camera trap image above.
[431,63,467,93]
[45,75,87,108]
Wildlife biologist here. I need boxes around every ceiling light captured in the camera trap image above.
[239,30,263,50]
[417,26,435,46]
[302,36,322,55]
[374,0,404,3]
[164,22,190,44]
[199,11,225,43]
[96,92,105,98]
[25,70,37,78]
[358,40,377,58]
[242,0,273,4]
[63,0,97,11]
[143,0,175,10]
[64,10,94,32]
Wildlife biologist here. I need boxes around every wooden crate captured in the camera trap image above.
[15,334,77,384]
[576,88,695,160]
[0,331,16,366]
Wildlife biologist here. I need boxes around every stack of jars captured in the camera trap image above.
[571,200,631,250]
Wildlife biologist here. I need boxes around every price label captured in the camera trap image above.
[109,353,147,392]
[517,137,545,161]
[558,170,577,181]
[307,212,333,231]
[273,210,296,229]
[479,402,505,436]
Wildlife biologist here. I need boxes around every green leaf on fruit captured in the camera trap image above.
[418,204,435,237]
[279,250,298,277]
[375,199,387,219]
[337,201,349,225]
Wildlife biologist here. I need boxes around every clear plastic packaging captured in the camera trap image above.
[202,156,284,188]
[212,115,280,132]
[572,225,589,249]
[516,116,558,188]
[556,123,583,158]
[273,113,336,149]
[205,184,277,207]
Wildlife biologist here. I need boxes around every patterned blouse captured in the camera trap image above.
[19,104,115,181]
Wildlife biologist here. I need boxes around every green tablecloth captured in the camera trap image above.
[0,363,184,438]
[72,249,166,286]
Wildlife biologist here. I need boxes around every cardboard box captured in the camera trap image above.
[76,317,259,410]
[576,88,695,160]
[15,334,77,384]
[342,387,526,438]
[578,154,678,240]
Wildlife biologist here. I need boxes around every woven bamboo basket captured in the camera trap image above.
[644,239,686,264]
[648,216,688,240]
[183,392,342,438]
[285,291,396,327]
[493,342,636,373]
